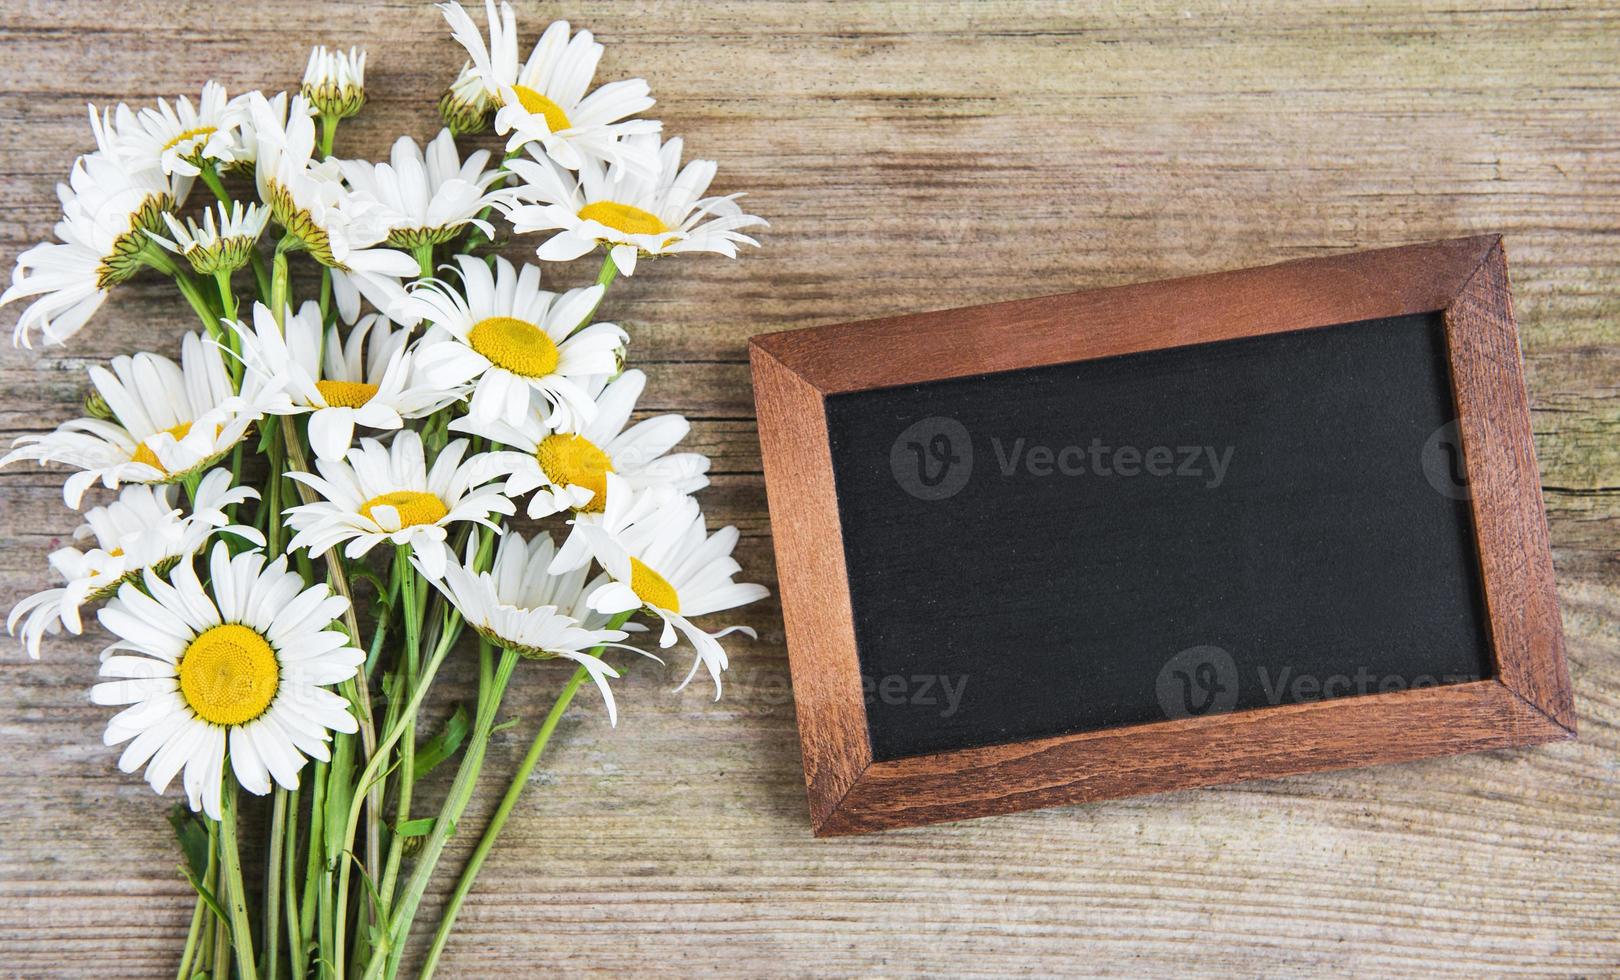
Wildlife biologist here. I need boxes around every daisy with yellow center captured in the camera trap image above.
[1,331,278,508]
[569,476,768,698]
[89,542,362,820]
[428,531,647,725]
[284,430,514,579]
[232,301,459,460]
[406,254,626,430]
[439,1,660,173]
[455,367,708,561]
[502,133,766,276]
[0,107,185,347]
[101,81,247,178]
[8,469,259,659]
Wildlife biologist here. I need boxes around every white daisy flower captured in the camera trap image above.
[1,332,275,508]
[337,129,512,249]
[90,541,363,819]
[439,63,494,136]
[2,114,182,347]
[573,475,767,697]
[104,81,248,178]
[247,92,420,325]
[455,367,708,531]
[284,430,514,578]
[8,470,260,659]
[302,46,367,120]
[212,89,283,172]
[429,531,646,725]
[150,201,269,276]
[405,254,625,430]
[501,134,765,275]
[439,2,659,172]
[232,300,458,460]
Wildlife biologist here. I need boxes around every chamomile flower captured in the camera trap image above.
[1,332,275,507]
[8,470,260,659]
[429,531,646,724]
[90,542,363,819]
[574,475,767,697]
[232,301,458,460]
[456,368,708,532]
[284,430,514,578]
[405,254,625,430]
[302,46,367,120]
[150,201,268,275]
[2,137,178,347]
[247,92,420,324]
[439,64,494,136]
[502,134,765,275]
[440,2,659,172]
[337,129,512,249]
[105,81,247,178]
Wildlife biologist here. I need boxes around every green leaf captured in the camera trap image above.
[413,703,471,780]
[168,805,209,878]
[394,817,438,838]
[491,715,521,735]
[178,863,229,925]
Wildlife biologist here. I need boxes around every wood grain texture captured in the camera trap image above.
[758,237,1573,835]
[1,1,1617,976]
[1445,240,1576,730]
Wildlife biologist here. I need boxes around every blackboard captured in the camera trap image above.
[752,237,1572,835]
[826,312,1492,760]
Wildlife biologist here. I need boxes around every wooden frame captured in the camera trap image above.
[750,236,1574,837]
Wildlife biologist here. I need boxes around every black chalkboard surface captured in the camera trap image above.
[752,237,1571,835]
[825,313,1492,760]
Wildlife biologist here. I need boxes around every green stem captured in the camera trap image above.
[176,820,219,980]
[199,164,231,204]
[577,252,619,329]
[376,552,424,911]
[216,783,259,980]
[271,241,291,319]
[320,114,339,157]
[417,611,632,980]
[332,612,462,978]
[377,644,521,979]
[412,243,435,280]
[263,788,287,980]
[284,786,306,980]
[298,761,327,975]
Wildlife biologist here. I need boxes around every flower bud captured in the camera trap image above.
[302,46,366,120]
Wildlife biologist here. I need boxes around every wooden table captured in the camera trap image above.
[2,2,1616,975]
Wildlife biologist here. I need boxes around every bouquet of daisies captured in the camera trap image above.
[1,3,767,977]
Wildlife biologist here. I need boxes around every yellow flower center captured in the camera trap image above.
[629,557,680,613]
[467,316,560,378]
[359,490,449,528]
[178,624,279,726]
[509,85,572,133]
[536,433,614,513]
[162,125,217,152]
[132,421,197,471]
[578,201,669,237]
[315,379,380,408]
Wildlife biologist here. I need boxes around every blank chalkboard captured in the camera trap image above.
[824,313,1493,760]
[753,238,1571,834]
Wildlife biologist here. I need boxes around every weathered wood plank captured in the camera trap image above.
[0,0,1616,976]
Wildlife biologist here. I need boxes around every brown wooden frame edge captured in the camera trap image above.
[749,236,1574,837]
